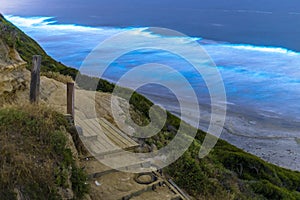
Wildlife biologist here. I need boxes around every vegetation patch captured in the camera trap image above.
[0,104,89,199]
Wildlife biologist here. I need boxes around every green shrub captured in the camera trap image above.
[50,131,67,154]
[71,166,89,199]
[251,180,300,200]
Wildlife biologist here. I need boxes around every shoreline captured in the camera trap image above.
[138,90,300,172]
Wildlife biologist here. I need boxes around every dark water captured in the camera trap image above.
[2,0,300,51]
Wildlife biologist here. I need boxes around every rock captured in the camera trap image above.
[13,188,24,200]
[136,143,152,153]
[95,180,101,186]
[0,68,29,95]
[0,38,25,69]
[150,143,158,152]
[58,187,74,200]
[82,194,92,200]
[0,37,29,101]
[137,174,153,183]
[63,188,74,199]
[167,124,177,134]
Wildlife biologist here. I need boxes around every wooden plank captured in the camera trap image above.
[76,111,137,147]
[89,118,138,148]
[82,119,118,150]
[98,119,134,147]
[101,118,135,142]
[75,112,139,156]
[75,111,87,120]
[87,139,121,157]
[76,119,98,138]
[87,140,103,155]
[103,123,138,148]
[78,118,99,134]
[90,140,109,154]
[30,55,41,103]
[67,82,75,118]
[81,119,105,138]
[97,122,129,149]
[76,119,111,152]
[94,133,117,151]
[78,118,122,152]
[76,119,94,137]
[84,139,107,155]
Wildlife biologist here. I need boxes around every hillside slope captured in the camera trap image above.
[1,14,300,199]
[0,103,90,199]
[0,14,77,78]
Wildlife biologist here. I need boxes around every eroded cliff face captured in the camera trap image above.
[0,67,29,95]
[0,13,30,103]
[0,38,29,104]
[0,36,25,66]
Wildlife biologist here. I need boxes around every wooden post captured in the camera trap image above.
[67,82,75,118]
[30,55,42,103]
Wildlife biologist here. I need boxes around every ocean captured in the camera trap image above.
[4,13,300,171]
[2,0,300,51]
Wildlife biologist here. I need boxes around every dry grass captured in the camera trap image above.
[0,104,88,199]
[0,104,65,198]
[41,71,73,84]
[0,92,18,107]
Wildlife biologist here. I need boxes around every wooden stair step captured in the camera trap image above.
[98,118,135,148]
[100,118,136,145]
